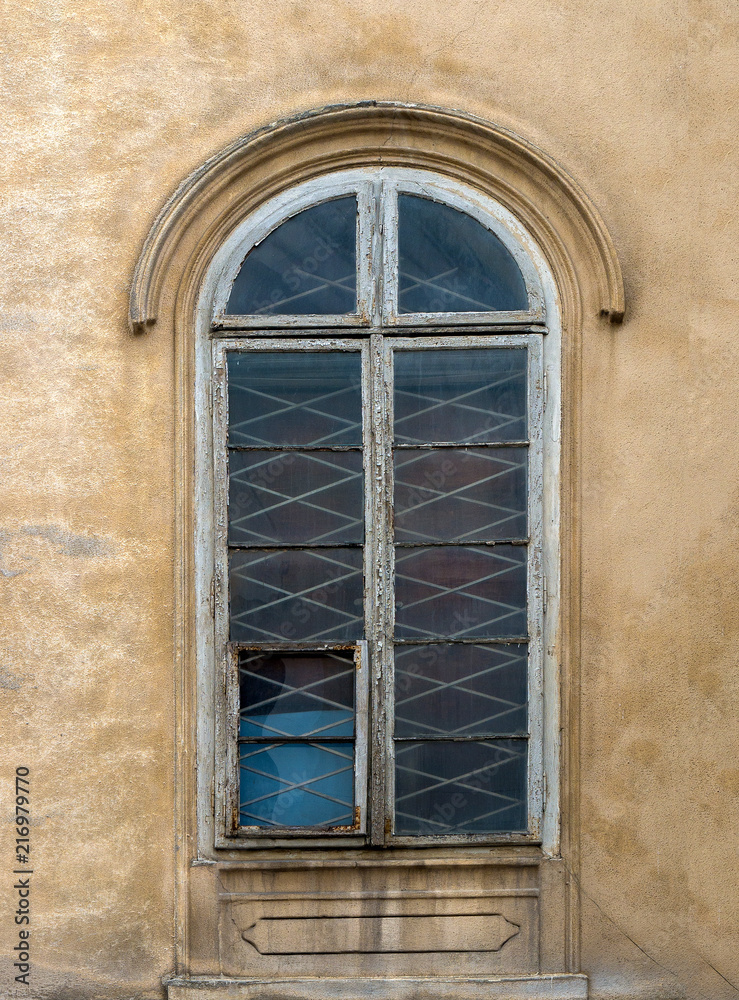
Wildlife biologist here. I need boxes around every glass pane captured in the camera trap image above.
[394,447,527,543]
[395,644,527,737]
[227,197,357,315]
[230,548,364,642]
[395,545,527,639]
[239,650,355,738]
[394,739,527,834]
[227,351,362,447]
[229,450,364,545]
[239,742,354,827]
[394,349,527,445]
[398,195,528,314]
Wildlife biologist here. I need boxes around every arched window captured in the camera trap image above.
[205,168,558,845]
[131,105,624,992]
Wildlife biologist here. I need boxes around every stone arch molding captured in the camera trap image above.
[129,102,625,335]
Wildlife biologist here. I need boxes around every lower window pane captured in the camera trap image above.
[394,739,527,835]
[239,742,354,828]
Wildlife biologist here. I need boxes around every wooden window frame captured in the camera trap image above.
[205,168,560,850]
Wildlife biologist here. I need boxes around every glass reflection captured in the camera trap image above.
[227,197,357,315]
[398,195,528,313]
[394,349,527,445]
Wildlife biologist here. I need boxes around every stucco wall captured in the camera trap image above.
[1,2,737,998]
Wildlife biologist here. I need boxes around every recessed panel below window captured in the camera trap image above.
[394,739,528,835]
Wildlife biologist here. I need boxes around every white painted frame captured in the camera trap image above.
[212,337,372,848]
[211,168,545,331]
[195,169,561,857]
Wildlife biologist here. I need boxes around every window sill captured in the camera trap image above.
[166,974,588,999]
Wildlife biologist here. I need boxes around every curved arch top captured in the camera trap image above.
[129,102,624,334]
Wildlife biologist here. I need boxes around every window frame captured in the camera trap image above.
[199,168,561,852]
[213,337,373,842]
[210,168,546,331]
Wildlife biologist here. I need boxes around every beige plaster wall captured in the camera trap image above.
[0,1,737,998]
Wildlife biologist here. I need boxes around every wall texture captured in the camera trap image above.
[1,2,737,999]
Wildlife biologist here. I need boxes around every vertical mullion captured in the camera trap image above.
[368,332,393,844]
[527,334,545,836]
[357,181,378,325]
[212,339,236,835]
[381,178,398,326]
[359,177,383,328]
[381,336,396,842]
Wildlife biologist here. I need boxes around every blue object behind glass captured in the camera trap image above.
[238,651,355,828]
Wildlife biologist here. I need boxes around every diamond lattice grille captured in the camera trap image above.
[229,450,364,546]
[393,349,527,446]
[239,650,355,739]
[230,548,363,642]
[394,643,527,737]
[394,739,527,834]
[394,545,527,639]
[394,447,527,542]
[239,742,354,828]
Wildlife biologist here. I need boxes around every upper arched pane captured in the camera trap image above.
[226,196,357,316]
[398,195,528,314]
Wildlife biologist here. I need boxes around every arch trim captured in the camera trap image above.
[129,102,625,333]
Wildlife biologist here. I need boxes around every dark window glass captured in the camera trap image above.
[398,195,528,314]
[227,351,362,447]
[394,545,527,640]
[394,643,528,738]
[394,447,527,543]
[229,451,364,546]
[393,349,527,444]
[394,739,527,834]
[230,548,364,643]
[392,346,530,836]
[227,197,357,315]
